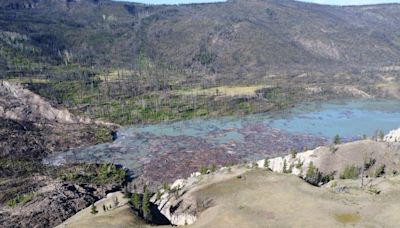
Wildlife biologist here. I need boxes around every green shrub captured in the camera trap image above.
[368,187,380,195]
[7,192,35,207]
[210,164,217,172]
[340,165,360,179]
[290,149,297,158]
[156,189,162,201]
[374,164,385,177]
[378,130,385,141]
[282,159,288,173]
[288,164,294,173]
[162,183,170,191]
[142,189,151,217]
[363,158,376,170]
[252,161,258,169]
[304,161,323,186]
[306,162,316,179]
[131,192,140,210]
[93,127,112,143]
[321,172,335,183]
[91,204,98,214]
[264,159,269,169]
[333,134,340,145]
[58,164,126,185]
[295,162,303,169]
[200,166,208,175]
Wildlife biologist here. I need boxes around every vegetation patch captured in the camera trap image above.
[374,164,386,178]
[58,164,126,185]
[180,85,266,97]
[334,213,361,224]
[93,127,113,144]
[7,192,35,207]
[340,165,360,179]
[193,51,216,65]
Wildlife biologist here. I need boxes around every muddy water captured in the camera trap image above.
[44,99,400,183]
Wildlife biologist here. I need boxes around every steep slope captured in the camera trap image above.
[0,81,115,159]
[0,82,124,228]
[0,0,400,80]
[0,81,90,123]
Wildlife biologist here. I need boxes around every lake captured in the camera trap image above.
[44,99,400,184]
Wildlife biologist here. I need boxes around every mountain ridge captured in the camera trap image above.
[1,0,400,81]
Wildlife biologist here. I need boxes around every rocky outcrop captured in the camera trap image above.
[259,139,400,185]
[0,81,90,124]
[155,191,197,226]
[0,181,107,228]
[151,179,198,225]
[384,128,400,142]
[258,149,317,176]
[151,167,248,226]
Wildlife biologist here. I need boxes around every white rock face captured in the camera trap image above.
[257,148,320,177]
[190,172,201,178]
[384,128,400,142]
[150,173,202,226]
[152,189,197,226]
[171,179,187,190]
[170,212,197,226]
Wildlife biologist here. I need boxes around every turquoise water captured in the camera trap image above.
[44,99,400,173]
[269,100,400,138]
[120,99,400,139]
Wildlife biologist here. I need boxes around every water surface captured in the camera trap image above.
[44,99,400,182]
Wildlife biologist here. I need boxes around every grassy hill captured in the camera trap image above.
[140,137,400,226]
[188,170,400,228]
[59,168,400,227]
[56,192,147,228]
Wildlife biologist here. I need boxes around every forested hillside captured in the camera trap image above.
[1,0,400,124]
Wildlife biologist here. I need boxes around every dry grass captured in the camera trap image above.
[57,168,400,228]
[56,192,147,228]
[187,170,400,228]
[97,69,136,81]
[5,77,50,84]
[376,83,400,99]
[178,85,267,97]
